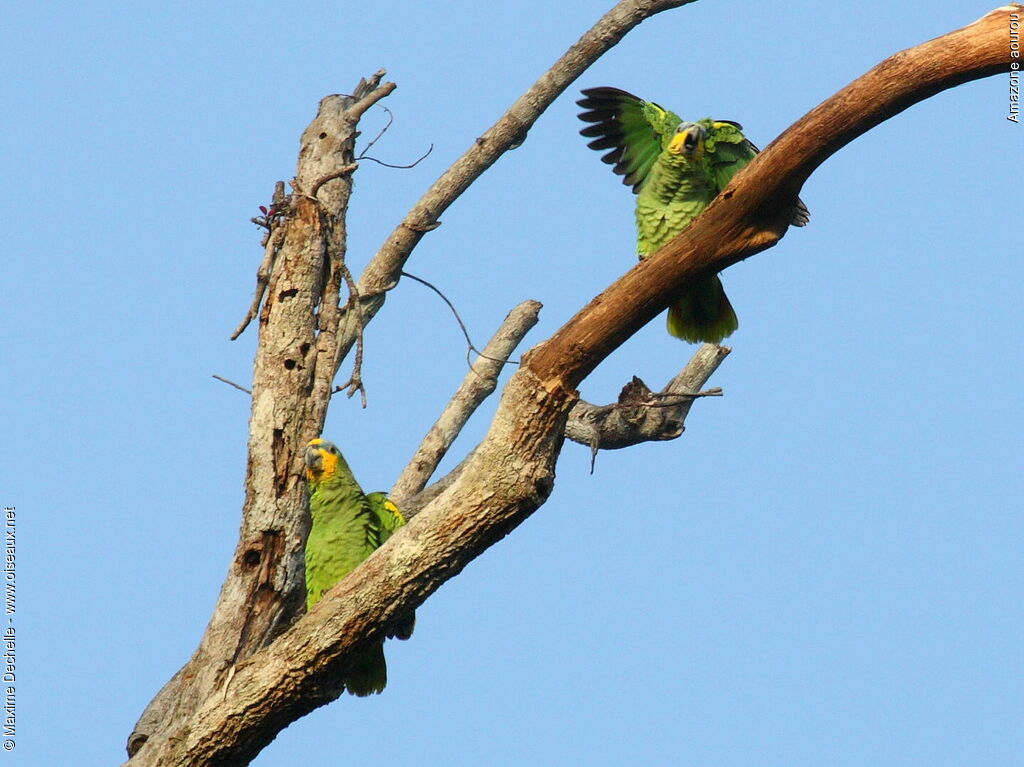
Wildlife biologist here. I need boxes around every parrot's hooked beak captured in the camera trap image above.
[668,123,706,158]
[304,445,324,472]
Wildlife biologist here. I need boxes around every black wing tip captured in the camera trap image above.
[599,148,624,165]
[579,85,640,99]
[586,135,623,151]
[576,86,645,192]
[576,86,642,110]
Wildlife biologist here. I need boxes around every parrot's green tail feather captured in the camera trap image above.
[667,274,738,344]
[390,612,416,641]
[345,641,388,697]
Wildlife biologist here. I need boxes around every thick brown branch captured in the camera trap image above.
[526,4,1019,390]
[390,299,542,506]
[127,369,575,767]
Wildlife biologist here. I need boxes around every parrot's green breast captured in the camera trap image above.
[305,482,381,611]
[635,155,717,256]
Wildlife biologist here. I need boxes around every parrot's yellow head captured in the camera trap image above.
[667,121,706,160]
[304,438,341,482]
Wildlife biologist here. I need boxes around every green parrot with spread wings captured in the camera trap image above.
[577,86,809,343]
[304,438,414,696]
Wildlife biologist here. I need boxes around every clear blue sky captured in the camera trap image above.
[4,1,1020,765]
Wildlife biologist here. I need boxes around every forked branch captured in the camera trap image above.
[390,299,543,506]
[565,343,731,460]
[332,0,699,369]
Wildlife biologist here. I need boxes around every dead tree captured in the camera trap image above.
[124,2,1019,765]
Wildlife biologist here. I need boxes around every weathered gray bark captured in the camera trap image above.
[125,3,1019,766]
[565,343,730,454]
[126,74,395,757]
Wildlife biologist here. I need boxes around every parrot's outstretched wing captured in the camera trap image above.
[577,87,680,193]
[704,120,810,227]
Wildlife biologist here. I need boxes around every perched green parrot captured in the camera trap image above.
[304,437,414,696]
[577,86,809,343]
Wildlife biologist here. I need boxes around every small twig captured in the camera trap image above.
[347,72,397,123]
[400,270,521,372]
[580,387,722,417]
[357,104,394,159]
[231,227,283,341]
[332,261,368,407]
[232,183,288,340]
[588,445,598,474]
[359,144,433,169]
[309,164,359,199]
[212,375,252,395]
[645,387,724,405]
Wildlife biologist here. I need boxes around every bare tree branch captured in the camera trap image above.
[390,299,543,506]
[402,346,727,509]
[330,256,368,406]
[565,343,730,457]
[331,0,699,372]
[212,374,253,395]
[308,163,358,199]
[124,7,1019,766]
[231,183,287,340]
